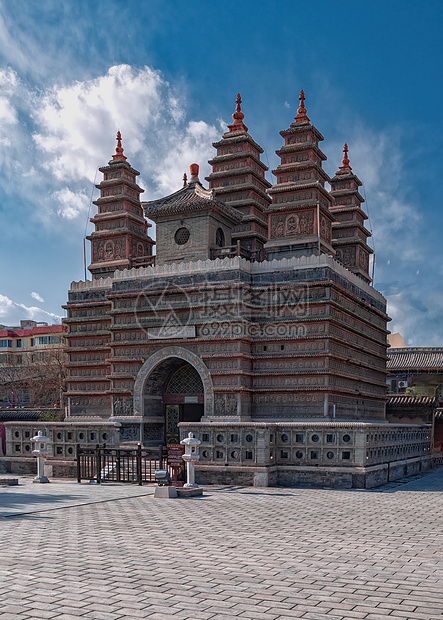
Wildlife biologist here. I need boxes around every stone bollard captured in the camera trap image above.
[31,430,50,483]
[181,432,201,488]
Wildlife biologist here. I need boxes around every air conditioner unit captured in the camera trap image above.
[398,381,408,388]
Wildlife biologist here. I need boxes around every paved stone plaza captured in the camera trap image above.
[1,470,442,620]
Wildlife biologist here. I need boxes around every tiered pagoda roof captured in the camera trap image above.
[88,132,154,278]
[265,90,335,260]
[329,144,373,282]
[206,94,271,257]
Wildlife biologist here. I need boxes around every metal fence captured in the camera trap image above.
[76,444,176,485]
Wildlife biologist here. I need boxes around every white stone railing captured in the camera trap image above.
[69,254,385,303]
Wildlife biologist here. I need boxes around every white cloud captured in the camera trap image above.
[0,68,30,173]
[0,95,17,125]
[31,291,44,303]
[32,65,166,183]
[0,64,221,229]
[153,120,219,194]
[52,188,90,220]
[24,64,220,219]
[387,291,443,347]
[324,127,423,273]
[0,294,61,326]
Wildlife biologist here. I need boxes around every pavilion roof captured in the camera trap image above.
[143,178,242,223]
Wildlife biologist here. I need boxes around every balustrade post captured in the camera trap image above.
[116,449,121,482]
[159,444,164,468]
[76,444,81,483]
[136,442,142,485]
[96,445,101,484]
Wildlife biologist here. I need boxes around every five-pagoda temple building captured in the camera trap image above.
[62,93,431,488]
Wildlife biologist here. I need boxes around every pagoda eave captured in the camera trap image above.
[95,178,145,194]
[265,201,333,216]
[99,161,141,176]
[89,212,148,226]
[208,152,269,171]
[271,162,330,178]
[275,144,328,161]
[332,239,374,254]
[87,230,153,244]
[212,183,272,202]
[332,222,372,237]
[268,181,331,197]
[330,173,363,186]
[93,195,146,209]
[212,133,265,154]
[330,189,365,202]
[280,124,325,142]
[329,205,368,218]
[232,229,268,242]
[206,168,272,188]
[265,236,335,255]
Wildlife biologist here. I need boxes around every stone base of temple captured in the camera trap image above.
[195,456,432,489]
[1,419,433,488]
[180,421,433,489]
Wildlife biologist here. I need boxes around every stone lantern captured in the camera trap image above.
[31,430,50,484]
[180,432,201,488]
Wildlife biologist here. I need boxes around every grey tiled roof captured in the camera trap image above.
[387,348,443,371]
[143,180,242,223]
[387,395,437,407]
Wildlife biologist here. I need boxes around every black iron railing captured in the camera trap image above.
[76,444,173,485]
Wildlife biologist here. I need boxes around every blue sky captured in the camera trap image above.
[0,0,442,345]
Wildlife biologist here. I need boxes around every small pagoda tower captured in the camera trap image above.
[329,144,373,282]
[206,94,271,260]
[265,91,335,260]
[87,132,155,279]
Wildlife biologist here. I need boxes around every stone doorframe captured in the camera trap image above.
[133,346,214,418]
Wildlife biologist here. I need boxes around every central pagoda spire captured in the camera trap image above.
[339,143,352,172]
[294,89,310,124]
[265,90,334,260]
[112,130,127,162]
[227,93,248,133]
[206,93,271,259]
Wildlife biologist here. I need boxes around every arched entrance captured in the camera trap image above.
[133,347,214,446]
[164,363,204,444]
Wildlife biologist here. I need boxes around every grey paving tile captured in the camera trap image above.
[0,472,442,620]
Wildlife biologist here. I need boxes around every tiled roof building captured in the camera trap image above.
[387,347,443,371]
[387,346,443,453]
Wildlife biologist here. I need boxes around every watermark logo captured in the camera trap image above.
[133,278,310,340]
[134,280,193,339]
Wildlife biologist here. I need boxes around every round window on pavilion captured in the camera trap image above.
[174,227,190,245]
[215,227,225,247]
